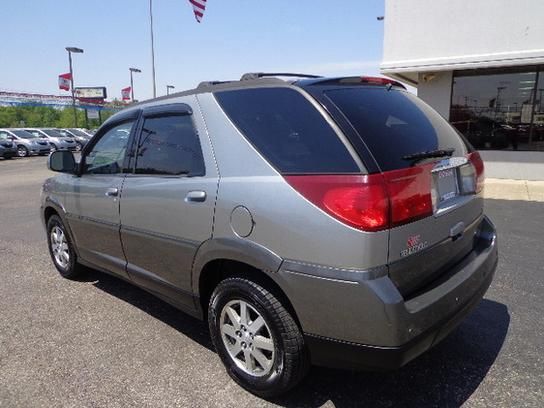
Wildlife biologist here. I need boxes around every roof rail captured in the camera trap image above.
[240,72,323,81]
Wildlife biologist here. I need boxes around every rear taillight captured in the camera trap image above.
[284,175,389,232]
[468,152,485,193]
[284,166,433,232]
[384,164,434,226]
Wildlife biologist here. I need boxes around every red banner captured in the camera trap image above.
[121,86,131,101]
[58,73,72,91]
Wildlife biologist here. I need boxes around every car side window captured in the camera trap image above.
[134,114,205,176]
[84,121,134,175]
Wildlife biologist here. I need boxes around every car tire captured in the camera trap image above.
[4,155,13,159]
[208,277,309,398]
[17,145,29,157]
[50,144,57,151]
[75,142,82,152]
[46,215,84,279]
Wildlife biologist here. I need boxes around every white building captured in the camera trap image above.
[381,0,544,180]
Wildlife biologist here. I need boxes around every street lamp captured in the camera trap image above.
[65,46,84,127]
[129,68,142,102]
[166,85,175,95]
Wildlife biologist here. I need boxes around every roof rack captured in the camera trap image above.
[240,72,323,81]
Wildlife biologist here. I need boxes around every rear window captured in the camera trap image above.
[325,88,468,171]
[215,88,359,174]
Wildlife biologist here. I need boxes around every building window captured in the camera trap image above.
[450,66,544,151]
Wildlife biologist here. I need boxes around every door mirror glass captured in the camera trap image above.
[48,150,76,173]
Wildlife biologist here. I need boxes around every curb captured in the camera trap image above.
[484,179,544,202]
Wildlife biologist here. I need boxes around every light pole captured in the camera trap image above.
[65,47,84,127]
[149,0,157,98]
[166,85,175,95]
[129,68,142,102]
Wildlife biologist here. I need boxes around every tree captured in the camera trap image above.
[0,105,121,129]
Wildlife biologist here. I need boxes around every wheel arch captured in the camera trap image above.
[42,199,80,258]
[193,238,300,327]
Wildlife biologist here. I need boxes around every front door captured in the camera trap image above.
[119,102,218,309]
[64,118,137,279]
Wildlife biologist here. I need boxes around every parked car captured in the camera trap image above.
[0,128,51,157]
[59,128,92,150]
[0,132,17,159]
[41,73,498,398]
[24,128,78,151]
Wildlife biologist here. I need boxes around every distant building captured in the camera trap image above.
[381,0,544,180]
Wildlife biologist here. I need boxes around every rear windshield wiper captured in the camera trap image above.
[402,148,455,162]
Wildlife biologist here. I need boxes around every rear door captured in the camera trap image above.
[323,86,484,297]
[119,101,218,309]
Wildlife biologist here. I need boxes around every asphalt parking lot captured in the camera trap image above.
[0,156,543,407]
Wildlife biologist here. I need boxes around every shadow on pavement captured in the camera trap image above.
[82,269,214,352]
[84,269,509,407]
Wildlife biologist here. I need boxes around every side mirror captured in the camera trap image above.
[48,150,77,174]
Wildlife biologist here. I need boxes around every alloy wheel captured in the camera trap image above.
[220,299,275,377]
[17,146,28,157]
[50,225,70,269]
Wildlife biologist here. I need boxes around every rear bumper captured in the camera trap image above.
[278,215,498,370]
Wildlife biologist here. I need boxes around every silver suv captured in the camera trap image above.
[41,73,498,397]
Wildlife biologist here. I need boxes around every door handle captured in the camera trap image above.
[105,187,119,197]
[185,190,206,202]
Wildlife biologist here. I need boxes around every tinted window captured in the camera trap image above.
[26,130,43,138]
[42,129,64,138]
[12,130,37,139]
[69,129,90,138]
[215,88,359,174]
[135,114,205,176]
[326,88,468,171]
[85,121,133,174]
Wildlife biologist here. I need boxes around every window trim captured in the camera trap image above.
[130,105,206,178]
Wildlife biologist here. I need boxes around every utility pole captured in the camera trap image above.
[65,47,84,127]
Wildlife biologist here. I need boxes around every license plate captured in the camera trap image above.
[435,168,459,203]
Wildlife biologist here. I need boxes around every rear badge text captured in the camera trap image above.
[401,234,428,257]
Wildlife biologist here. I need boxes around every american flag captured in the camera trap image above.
[189,0,207,23]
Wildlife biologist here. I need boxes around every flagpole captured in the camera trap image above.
[149,0,157,98]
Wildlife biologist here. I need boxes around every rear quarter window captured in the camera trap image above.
[325,88,468,171]
[214,87,359,174]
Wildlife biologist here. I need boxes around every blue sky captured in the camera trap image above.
[1,0,385,101]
